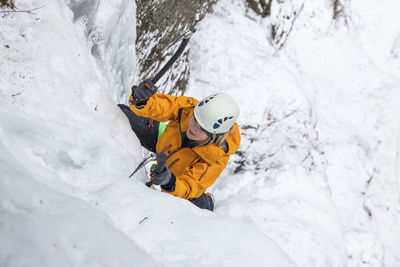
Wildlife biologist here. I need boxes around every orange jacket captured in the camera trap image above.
[129,93,241,199]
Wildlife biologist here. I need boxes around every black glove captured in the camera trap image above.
[132,79,157,104]
[150,165,171,186]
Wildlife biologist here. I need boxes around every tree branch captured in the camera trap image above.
[0,5,45,15]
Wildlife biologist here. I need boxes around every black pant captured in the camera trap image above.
[118,104,159,153]
[119,104,214,211]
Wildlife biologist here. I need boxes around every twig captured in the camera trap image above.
[139,216,148,224]
[11,92,22,97]
[0,5,45,15]
[266,110,296,127]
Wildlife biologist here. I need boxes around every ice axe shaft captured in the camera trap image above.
[151,27,196,85]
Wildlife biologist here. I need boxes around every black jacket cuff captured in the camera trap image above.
[161,173,176,192]
[135,99,149,107]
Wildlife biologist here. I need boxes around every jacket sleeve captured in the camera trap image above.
[163,157,229,199]
[129,93,197,122]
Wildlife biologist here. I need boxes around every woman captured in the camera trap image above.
[119,80,241,211]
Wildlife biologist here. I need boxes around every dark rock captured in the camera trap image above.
[136,0,216,95]
[246,0,272,17]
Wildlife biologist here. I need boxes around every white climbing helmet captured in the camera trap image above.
[194,93,240,134]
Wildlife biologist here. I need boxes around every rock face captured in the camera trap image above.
[136,0,216,95]
[0,0,14,9]
[246,0,273,17]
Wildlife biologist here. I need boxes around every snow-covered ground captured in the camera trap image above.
[1,0,399,266]
[188,1,400,266]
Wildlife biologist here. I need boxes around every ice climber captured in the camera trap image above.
[118,79,241,211]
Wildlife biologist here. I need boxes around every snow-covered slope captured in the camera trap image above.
[187,1,400,266]
[0,143,157,267]
[0,1,296,266]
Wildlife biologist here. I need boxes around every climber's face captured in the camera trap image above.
[187,116,209,141]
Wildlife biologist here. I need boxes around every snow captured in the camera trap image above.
[1,0,399,266]
[0,143,157,267]
[189,0,400,266]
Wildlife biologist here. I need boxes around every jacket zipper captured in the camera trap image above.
[198,164,209,181]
